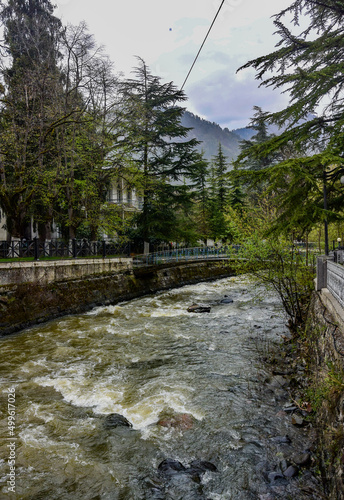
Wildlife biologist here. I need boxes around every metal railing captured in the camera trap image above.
[0,239,131,260]
[132,245,240,267]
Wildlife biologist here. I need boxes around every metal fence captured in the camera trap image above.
[0,239,131,260]
[132,245,240,266]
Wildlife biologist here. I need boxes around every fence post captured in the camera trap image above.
[316,255,329,291]
[34,237,39,261]
[72,238,77,259]
[102,240,106,259]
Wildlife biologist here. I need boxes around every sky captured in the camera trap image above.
[54,0,294,130]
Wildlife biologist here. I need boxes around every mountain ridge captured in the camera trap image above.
[181,110,253,162]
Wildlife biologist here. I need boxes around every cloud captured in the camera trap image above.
[187,70,290,129]
[54,0,293,129]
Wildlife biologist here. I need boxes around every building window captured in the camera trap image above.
[117,183,122,203]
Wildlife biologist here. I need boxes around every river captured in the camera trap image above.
[0,276,323,499]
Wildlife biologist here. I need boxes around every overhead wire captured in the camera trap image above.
[180,0,226,91]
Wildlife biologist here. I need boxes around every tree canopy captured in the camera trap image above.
[234,0,344,237]
[119,58,202,244]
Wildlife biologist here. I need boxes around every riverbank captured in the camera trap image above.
[0,259,234,337]
[269,289,344,499]
[302,291,344,499]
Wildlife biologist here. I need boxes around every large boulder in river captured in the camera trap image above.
[157,412,195,430]
[104,413,133,429]
[187,304,211,313]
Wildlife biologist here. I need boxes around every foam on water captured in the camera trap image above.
[33,375,125,413]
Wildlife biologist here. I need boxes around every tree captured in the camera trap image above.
[235,1,344,236]
[0,0,127,242]
[237,106,279,171]
[0,0,63,239]
[187,151,210,243]
[119,58,201,244]
[54,22,123,240]
[207,143,229,240]
[232,237,315,333]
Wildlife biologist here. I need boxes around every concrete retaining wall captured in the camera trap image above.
[0,258,132,285]
[327,260,344,310]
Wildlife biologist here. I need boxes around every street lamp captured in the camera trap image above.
[323,170,329,255]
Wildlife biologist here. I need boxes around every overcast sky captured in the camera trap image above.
[54,0,293,130]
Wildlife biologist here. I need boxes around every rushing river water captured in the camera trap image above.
[0,276,323,499]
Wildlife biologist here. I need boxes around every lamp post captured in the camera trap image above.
[323,169,329,255]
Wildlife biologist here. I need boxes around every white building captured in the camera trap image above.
[107,179,143,212]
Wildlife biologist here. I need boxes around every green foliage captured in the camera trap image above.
[237,106,279,172]
[0,3,124,241]
[119,58,202,244]
[232,237,315,332]
[234,2,344,237]
[306,361,344,415]
[206,143,230,241]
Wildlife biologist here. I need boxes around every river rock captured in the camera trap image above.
[188,460,218,474]
[279,459,289,473]
[158,459,187,475]
[157,412,195,430]
[283,405,298,413]
[291,414,305,427]
[283,465,299,478]
[293,452,311,467]
[187,304,211,313]
[270,375,289,388]
[267,471,285,483]
[271,435,292,444]
[104,413,133,429]
[220,297,234,304]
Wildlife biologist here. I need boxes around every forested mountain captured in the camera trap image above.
[231,127,255,140]
[181,111,244,161]
[182,109,316,163]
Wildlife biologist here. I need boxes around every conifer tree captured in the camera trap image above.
[120,58,201,244]
[235,1,344,236]
[207,143,229,241]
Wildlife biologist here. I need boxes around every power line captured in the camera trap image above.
[180,0,225,92]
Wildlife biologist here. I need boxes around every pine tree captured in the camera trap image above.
[234,1,344,236]
[238,106,279,171]
[188,151,210,242]
[120,58,201,244]
[207,143,229,241]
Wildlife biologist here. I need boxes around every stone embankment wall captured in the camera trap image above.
[0,259,234,337]
[306,290,344,499]
[0,258,132,285]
